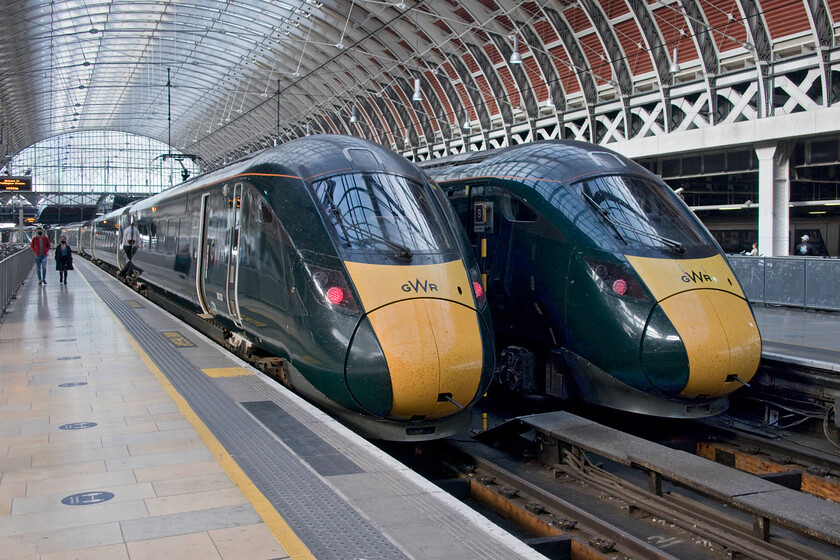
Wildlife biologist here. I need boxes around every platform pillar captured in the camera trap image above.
[755,142,792,256]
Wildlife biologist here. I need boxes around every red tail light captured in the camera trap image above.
[472,281,484,300]
[612,279,628,296]
[326,286,346,305]
[584,257,650,302]
[304,263,360,315]
[467,264,487,309]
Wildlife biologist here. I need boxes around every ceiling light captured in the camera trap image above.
[544,85,553,108]
[350,106,358,123]
[670,48,681,74]
[509,36,522,64]
[404,135,411,146]
[462,119,470,130]
[412,79,422,102]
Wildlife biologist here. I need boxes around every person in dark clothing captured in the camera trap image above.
[54,236,74,284]
[118,222,141,278]
[795,234,815,256]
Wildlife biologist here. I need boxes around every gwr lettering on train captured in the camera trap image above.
[680,270,713,284]
[401,279,439,293]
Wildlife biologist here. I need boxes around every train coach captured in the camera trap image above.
[421,140,762,418]
[63,135,495,441]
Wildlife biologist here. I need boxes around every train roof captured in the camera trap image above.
[421,140,656,186]
[128,135,424,213]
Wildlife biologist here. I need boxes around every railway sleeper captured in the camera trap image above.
[558,448,837,560]
[468,476,615,560]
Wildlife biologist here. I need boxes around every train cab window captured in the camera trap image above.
[502,194,537,223]
[311,172,458,259]
[578,175,711,254]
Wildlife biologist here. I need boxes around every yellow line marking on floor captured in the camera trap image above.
[88,269,315,560]
[202,367,254,378]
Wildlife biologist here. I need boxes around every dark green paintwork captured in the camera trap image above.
[424,140,717,399]
[85,135,493,432]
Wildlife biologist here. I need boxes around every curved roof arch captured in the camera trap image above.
[0,0,836,172]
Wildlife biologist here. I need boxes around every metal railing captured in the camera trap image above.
[1,247,33,314]
[728,255,840,312]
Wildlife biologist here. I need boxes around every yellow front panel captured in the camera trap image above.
[659,292,730,396]
[707,290,761,391]
[346,260,483,420]
[626,254,744,302]
[659,291,760,398]
[424,300,484,416]
[367,299,440,417]
[366,299,483,419]
[344,260,476,311]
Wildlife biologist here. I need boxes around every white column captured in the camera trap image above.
[755,142,792,256]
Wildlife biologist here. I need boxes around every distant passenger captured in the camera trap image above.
[54,236,74,284]
[747,243,758,256]
[795,234,815,256]
[29,227,51,285]
[119,221,141,278]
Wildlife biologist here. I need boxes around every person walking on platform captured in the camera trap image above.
[29,227,51,285]
[54,236,74,284]
[795,234,815,256]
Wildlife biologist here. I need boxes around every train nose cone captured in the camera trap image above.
[641,291,761,398]
[346,299,485,420]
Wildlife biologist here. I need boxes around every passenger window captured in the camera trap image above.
[258,202,274,223]
[502,193,537,223]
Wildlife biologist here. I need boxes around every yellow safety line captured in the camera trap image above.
[85,265,315,560]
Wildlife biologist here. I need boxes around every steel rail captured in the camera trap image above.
[456,444,683,560]
[560,449,837,560]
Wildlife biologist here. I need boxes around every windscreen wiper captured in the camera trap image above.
[582,191,628,244]
[582,192,684,253]
[609,218,685,253]
[328,203,413,261]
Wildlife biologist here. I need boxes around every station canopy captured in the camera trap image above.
[0,0,833,179]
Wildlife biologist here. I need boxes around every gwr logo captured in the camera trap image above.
[402,279,439,293]
[680,270,714,284]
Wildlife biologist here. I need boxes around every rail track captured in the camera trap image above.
[383,408,840,560]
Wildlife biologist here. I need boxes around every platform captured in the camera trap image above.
[0,259,544,560]
[752,305,840,372]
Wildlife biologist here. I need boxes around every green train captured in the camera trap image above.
[422,140,762,417]
[63,135,494,441]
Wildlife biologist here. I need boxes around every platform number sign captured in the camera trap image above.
[473,201,493,233]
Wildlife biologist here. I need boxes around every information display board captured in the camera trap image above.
[0,176,32,191]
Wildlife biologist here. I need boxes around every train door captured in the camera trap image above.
[195,193,212,315]
[467,185,512,297]
[226,183,244,329]
[91,223,97,261]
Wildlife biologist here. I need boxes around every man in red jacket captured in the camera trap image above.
[30,227,51,285]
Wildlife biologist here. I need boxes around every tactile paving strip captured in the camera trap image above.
[80,267,407,560]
